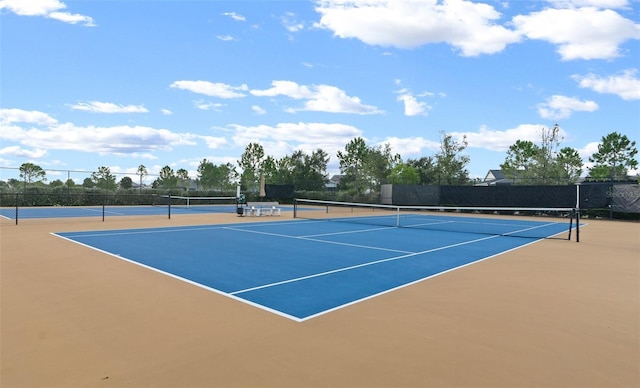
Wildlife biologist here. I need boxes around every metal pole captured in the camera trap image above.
[576,209,580,243]
[15,193,19,225]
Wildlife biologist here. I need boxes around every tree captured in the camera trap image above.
[65,179,76,188]
[365,143,401,189]
[337,137,369,194]
[91,166,116,192]
[269,155,293,185]
[19,163,46,186]
[119,176,133,189]
[176,168,190,189]
[238,143,265,192]
[82,178,95,188]
[434,132,470,185]
[407,156,438,184]
[155,166,178,189]
[261,155,279,183]
[197,159,216,190]
[288,149,329,191]
[220,163,239,191]
[49,179,64,188]
[556,147,583,183]
[197,159,238,191]
[136,164,147,194]
[7,178,20,189]
[501,139,541,184]
[387,163,420,184]
[588,132,638,181]
[501,124,582,185]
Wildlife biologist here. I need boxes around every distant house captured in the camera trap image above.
[476,170,515,186]
[477,170,592,186]
[326,175,343,190]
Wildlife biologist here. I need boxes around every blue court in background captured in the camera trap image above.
[0,204,242,219]
[54,216,571,321]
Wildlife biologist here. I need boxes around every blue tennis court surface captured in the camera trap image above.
[0,205,242,219]
[54,215,572,321]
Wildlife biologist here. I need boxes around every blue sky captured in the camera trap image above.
[1,0,638,184]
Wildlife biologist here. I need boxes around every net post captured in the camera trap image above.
[293,198,297,218]
[168,194,171,219]
[568,209,574,241]
[396,206,400,227]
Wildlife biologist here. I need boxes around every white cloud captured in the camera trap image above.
[217,35,236,41]
[48,11,94,25]
[161,109,173,115]
[301,85,383,114]
[572,69,640,100]
[379,136,440,156]
[282,12,304,32]
[251,80,383,114]
[222,12,245,21]
[452,124,569,152]
[230,122,363,157]
[200,136,228,149]
[170,80,248,98]
[537,95,599,119]
[0,112,200,157]
[397,93,431,116]
[0,146,48,158]
[194,101,224,111]
[252,105,266,115]
[512,6,640,60]
[546,0,630,9]
[0,108,58,125]
[314,0,521,56]
[578,141,600,161]
[0,0,95,26]
[251,80,313,99]
[69,101,149,113]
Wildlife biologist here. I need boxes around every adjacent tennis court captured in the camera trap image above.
[54,208,576,321]
[0,195,244,220]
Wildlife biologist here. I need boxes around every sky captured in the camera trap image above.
[1,0,639,185]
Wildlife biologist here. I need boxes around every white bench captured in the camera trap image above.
[242,202,281,216]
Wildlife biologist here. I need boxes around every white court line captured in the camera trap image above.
[51,232,302,322]
[79,207,129,216]
[223,226,413,254]
[229,221,562,296]
[229,233,500,295]
[58,219,307,238]
[402,213,565,228]
[299,226,392,238]
[52,219,577,322]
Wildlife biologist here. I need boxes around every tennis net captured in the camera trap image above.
[152,195,238,213]
[293,198,580,241]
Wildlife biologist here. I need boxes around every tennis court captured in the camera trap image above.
[2,204,638,387]
[54,211,575,321]
[0,195,246,220]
